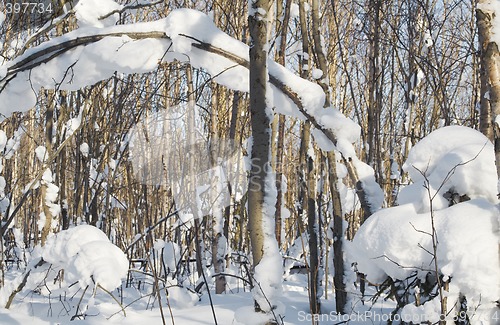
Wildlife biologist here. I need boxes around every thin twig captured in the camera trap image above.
[252,277,284,325]
[211,272,251,285]
[98,0,164,20]
[97,284,126,317]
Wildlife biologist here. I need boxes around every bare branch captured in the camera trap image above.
[98,0,164,21]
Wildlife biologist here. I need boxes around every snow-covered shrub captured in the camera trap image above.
[41,225,129,291]
[348,126,500,324]
[0,225,129,313]
[153,239,181,277]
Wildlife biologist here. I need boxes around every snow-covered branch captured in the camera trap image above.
[2,31,168,91]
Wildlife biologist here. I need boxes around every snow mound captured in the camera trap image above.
[399,126,497,212]
[167,286,198,308]
[42,225,129,291]
[349,199,499,291]
[348,199,500,323]
[349,126,500,324]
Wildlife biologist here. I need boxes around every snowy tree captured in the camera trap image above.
[0,1,378,321]
[1,1,497,324]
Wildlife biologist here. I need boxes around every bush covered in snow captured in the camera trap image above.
[0,225,129,311]
[348,126,500,324]
[41,224,129,291]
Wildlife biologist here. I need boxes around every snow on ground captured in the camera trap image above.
[0,274,398,325]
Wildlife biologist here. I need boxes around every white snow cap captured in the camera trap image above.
[79,142,89,157]
[399,125,497,212]
[35,145,48,163]
[0,130,7,152]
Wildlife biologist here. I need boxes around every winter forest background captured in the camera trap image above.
[0,0,499,324]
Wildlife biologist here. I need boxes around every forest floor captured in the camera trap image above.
[0,272,395,324]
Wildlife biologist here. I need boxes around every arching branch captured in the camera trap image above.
[0,14,375,213]
[182,34,372,214]
[1,31,169,92]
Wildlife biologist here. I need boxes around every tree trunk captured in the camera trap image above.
[185,66,206,282]
[477,4,500,164]
[476,2,500,292]
[210,82,227,295]
[328,151,347,314]
[297,0,321,315]
[273,0,291,249]
[306,153,320,315]
[248,0,281,320]
[311,0,346,314]
[248,0,271,274]
[40,91,54,246]
[366,0,382,182]
[477,6,494,140]
[58,91,70,230]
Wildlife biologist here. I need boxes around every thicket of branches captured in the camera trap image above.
[0,0,496,321]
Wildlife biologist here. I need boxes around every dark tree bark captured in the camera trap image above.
[311,0,346,314]
[366,0,383,182]
[273,0,291,250]
[297,0,321,315]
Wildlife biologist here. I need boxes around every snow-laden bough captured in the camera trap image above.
[0,6,383,214]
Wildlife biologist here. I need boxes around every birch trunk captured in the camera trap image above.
[477,3,500,176]
[248,0,282,320]
[476,1,500,286]
[40,91,54,246]
[248,0,271,274]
